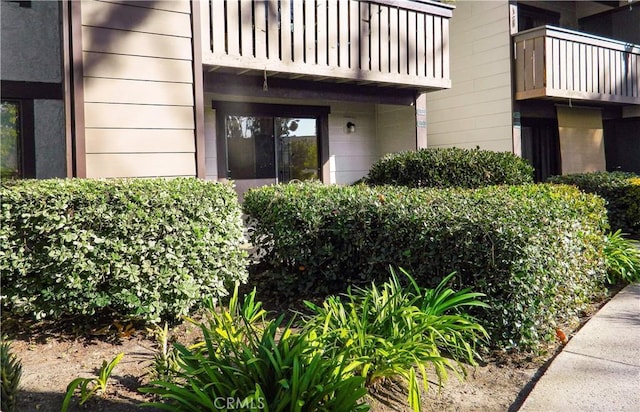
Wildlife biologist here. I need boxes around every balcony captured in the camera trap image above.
[199,0,453,91]
[513,26,640,104]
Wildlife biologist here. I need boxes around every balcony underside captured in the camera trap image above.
[200,0,453,92]
[514,26,640,105]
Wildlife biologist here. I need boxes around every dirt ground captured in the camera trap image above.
[5,291,613,412]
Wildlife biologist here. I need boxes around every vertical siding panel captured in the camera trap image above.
[580,43,587,93]
[328,0,338,67]
[416,12,425,77]
[524,39,534,91]
[390,6,398,74]
[559,39,567,91]
[408,11,417,77]
[586,44,593,93]
[441,17,449,81]
[425,13,433,78]
[338,0,349,67]
[227,0,240,56]
[545,36,552,89]
[370,3,380,72]
[399,8,408,75]
[211,0,225,54]
[268,0,279,59]
[434,16,442,79]
[305,0,316,64]
[239,0,253,57]
[281,0,292,63]
[255,1,267,59]
[598,47,605,94]
[317,0,328,65]
[293,0,304,62]
[573,42,580,92]
[516,41,525,92]
[359,2,370,70]
[552,38,560,90]
[534,37,544,89]
[349,0,359,69]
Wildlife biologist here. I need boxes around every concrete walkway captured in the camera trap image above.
[519,283,640,412]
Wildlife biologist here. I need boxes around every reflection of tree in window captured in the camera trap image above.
[1,101,20,179]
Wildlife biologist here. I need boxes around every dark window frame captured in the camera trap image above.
[212,101,330,182]
[517,4,560,31]
[1,99,36,179]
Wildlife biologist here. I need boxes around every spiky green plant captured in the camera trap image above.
[604,230,640,284]
[303,268,488,412]
[147,323,180,383]
[61,352,124,411]
[140,284,370,411]
[1,338,22,412]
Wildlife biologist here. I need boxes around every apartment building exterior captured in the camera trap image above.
[1,0,454,194]
[426,0,639,181]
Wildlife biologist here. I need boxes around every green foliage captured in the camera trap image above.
[0,178,248,322]
[303,269,488,412]
[141,285,369,412]
[61,353,124,411]
[548,171,640,237]
[604,230,640,284]
[364,147,534,189]
[147,323,180,384]
[244,182,608,350]
[1,338,22,412]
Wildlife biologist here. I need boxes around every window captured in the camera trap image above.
[214,102,329,185]
[1,100,35,179]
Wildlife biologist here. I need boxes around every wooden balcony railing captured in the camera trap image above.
[200,0,453,90]
[514,26,640,104]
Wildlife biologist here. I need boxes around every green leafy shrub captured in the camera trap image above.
[303,269,488,412]
[604,230,640,284]
[244,182,607,350]
[0,178,248,322]
[1,338,22,412]
[547,171,640,237]
[141,285,369,412]
[364,147,534,188]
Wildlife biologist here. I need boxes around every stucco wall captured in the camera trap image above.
[34,100,66,178]
[376,104,416,158]
[0,1,62,83]
[426,0,514,152]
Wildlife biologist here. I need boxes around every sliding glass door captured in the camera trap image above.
[225,115,318,187]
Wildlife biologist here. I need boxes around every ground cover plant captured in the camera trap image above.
[303,269,488,412]
[547,171,640,237]
[244,182,608,350]
[0,178,248,322]
[61,353,124,411]
[364,147,534,188]
[603,230,640,284]
[141,285,370,412]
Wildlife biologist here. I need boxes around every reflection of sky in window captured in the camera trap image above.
[287,118,316,137]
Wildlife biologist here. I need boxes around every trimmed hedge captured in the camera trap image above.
[244,182,607,350]
[364,147,534,188]
[0,178,248,322]
[547,171,640,237]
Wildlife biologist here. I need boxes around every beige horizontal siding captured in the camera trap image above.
[82,0,191,37]
[79,0,198,179]
[84,103,194,129]
[426,0,513,152]
[99,0,191,14]
[83,78,194,106]
[86,153,196,178]
[82,26,192,59]
[82,52,193,83]
[85,129,195,153]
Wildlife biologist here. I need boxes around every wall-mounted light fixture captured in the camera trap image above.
[346,121,356,133]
